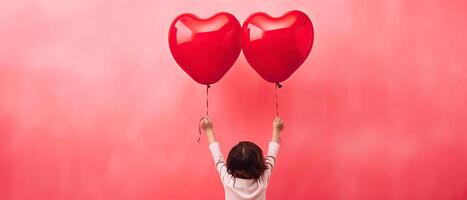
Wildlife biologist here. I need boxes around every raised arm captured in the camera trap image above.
[262,116,283,185]
[200,117,231,184]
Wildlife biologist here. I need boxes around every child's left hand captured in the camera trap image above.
[200,117,213,132]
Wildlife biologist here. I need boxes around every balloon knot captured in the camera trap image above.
[276,83,282,88]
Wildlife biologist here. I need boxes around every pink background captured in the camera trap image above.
[1,0,466,199]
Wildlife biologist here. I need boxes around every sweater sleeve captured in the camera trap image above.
[208,142,232,184]
[261,141,280,185]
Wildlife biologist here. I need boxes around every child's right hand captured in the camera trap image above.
[272,116,283,143]
[273,116,284,132]
[200,117,213,132]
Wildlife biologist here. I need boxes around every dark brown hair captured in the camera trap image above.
[226,141,267,180]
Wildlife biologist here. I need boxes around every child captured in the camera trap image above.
[200,116,284,200]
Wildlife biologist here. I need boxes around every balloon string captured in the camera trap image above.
[275,83,282,116]
[275,83,282,143]
[197,84,210,143]
[206,84,210,116]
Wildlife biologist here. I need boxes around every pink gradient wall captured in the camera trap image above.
[1,0,467,199]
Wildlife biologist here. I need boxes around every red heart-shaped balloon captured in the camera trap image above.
[242,10,314,83]
[169,12,241,85]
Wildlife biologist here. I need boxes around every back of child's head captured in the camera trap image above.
[226,141,267,180]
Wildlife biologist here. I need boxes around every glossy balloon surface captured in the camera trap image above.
[169,12,241,85]
[242,10,314,83]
